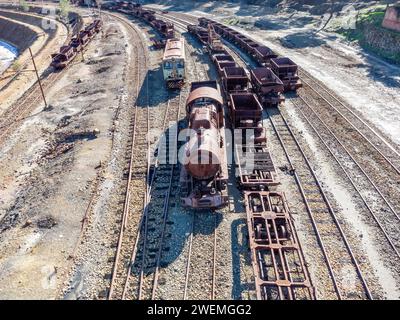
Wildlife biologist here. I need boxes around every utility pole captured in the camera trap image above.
[29,47,47,109]
[78,30,85,62]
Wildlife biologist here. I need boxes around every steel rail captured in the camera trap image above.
[268,110,372,299]
[170,9,400,176]
[136,93,182,300]
[0,19,98,145]
[160,15,218,300]
[292,97,400,259]
[299,72,400,169]
[190,9,373,298]
[107,12,149,300]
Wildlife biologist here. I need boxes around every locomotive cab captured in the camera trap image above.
[162,38,186,89]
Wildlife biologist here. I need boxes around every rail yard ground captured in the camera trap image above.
[0,0,399,301]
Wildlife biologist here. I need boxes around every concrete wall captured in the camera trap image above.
[382,6,400,32]
[0,9,59,55]
[0,15,37,51]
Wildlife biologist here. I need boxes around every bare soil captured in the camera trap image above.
[0,13,131,299]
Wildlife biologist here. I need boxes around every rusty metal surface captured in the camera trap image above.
[271,58,302,92]
[235,144,280,190]
[163,38,185,60]
[186,87,224,107]
[181,79,228,209]
[244,191,314,300]
[51,19,102,69]
[250,68,285,103]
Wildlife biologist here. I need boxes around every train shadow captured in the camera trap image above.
[129,205,224,278]
[231,217,254,299]
[134,67,173,108]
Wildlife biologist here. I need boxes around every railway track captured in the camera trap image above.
[122,92,183,300]
[153,15,220,300]
[178,22,219,301]
[0,15,96,147]
[290,96,400,260]
[160,11,314,300]
[0,68,62,146]
[296,82,400,213]
[166,11,378,299]
[170,11,400,180]
[107,12,216,300]
[183,212,218,300]
[0,9,75,92]
[214,16,374,299]
[298,70,400,173]
[106,12,150,300]
[268,109,372,300]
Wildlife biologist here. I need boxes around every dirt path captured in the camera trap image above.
[0,14,130,299]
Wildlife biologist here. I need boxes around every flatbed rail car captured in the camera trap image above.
[191,26,209,45]
[244,191,314,300]
[152,19,175,39]
[229,92,266,145]
[270,57,302,92]
[207,24,226,53]
[180,81,229,209]
[162,37,186,89]
[251,67,285,108]
[187,25,210,47]
[235,144,280,191]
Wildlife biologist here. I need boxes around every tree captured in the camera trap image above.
[59,0,71,22]
[19,0,29,12]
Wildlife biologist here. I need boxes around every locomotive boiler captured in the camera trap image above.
[180,81,229,209]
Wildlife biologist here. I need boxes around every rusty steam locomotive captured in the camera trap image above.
[180,81,229,209]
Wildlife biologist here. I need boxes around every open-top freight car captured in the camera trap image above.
[187,25,209,45]
[151,19,175,39]
[198,17,301,93]
[222,66,250,94]
[229,92,262,128]
[180,81,229,209]
[51,45,76,69]
[78,30,90,47]
[51,19,102,70]
[129,4,175,39]
[198,17,211,28]
[253,46,278,66]
[251,67,285,107]
[229,92,266,145]
[212,53,236,76]
[270,57,302,92]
